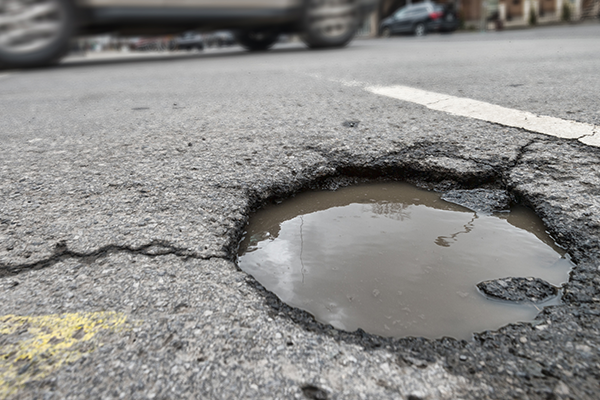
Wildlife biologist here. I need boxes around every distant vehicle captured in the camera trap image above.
[171,32,204,51]
[132,37,170,52]
[0,0,377,68]
[204,31,236,48]
[380,2,458,37]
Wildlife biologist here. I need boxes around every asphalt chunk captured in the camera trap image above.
[477,277,559,303]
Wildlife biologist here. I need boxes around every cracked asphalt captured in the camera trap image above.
[1,24,600,399]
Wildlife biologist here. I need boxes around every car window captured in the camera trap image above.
[407,8,424,16]
[394,8,408,18]
[394,4,430,18]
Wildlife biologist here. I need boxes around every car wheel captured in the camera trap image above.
[236,30,279,51]
[0,0,75,68]
[414,23,426,37]
[381,27,391,38]
[301,0,359,49]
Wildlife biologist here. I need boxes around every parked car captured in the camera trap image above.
[380,2,458,37]
[0,0,376,68]
[171,32,204,51]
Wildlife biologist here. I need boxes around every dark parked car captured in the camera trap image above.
[380,2,458,37]
[0,0,376,68]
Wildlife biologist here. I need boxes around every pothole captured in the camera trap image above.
[238,182,573,340]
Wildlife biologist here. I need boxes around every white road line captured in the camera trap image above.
[367,85,599,147]
[307,74,600,148]
[579,133,600,147]
[0,73,10,80]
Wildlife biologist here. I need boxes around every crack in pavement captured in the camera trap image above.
[0,146,513,280]
[0,132,580,284]
[0,239,219,278]
[507,139,538,170]
[442,138,537,175]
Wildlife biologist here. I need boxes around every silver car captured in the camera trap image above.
[0,0,376,68]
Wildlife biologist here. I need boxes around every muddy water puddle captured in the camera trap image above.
[238,182,572,340]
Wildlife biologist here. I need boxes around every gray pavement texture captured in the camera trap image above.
[1,24,600,399]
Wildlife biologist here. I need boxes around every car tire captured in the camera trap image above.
[0,0,75,68]
[414,23,426,37]
[301,0,359,49]
[236,30,279,51]
[381,27,391,38]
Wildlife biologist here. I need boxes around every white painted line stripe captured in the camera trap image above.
[579,134,600,147]
[367,85,599,146]
[0,73,10,79]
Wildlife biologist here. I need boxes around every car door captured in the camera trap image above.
[80,0,164,6]
[396,8,419,32]
[411,5,429,25]
[81,1,300,11]
[389,7,409,33]
[162,0,300,10]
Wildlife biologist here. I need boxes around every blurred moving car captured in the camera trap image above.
[171,32,204,51]
[380,2,458,37]
[0,0,376,68]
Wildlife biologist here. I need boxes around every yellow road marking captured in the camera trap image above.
[0,312,128,398]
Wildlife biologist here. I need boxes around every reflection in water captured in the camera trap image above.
[239,182,572,340]
[435,214,478,248]
[370,202,411,221]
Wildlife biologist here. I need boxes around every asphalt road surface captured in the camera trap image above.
[1,23,600,399]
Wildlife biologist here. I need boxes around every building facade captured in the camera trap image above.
[375,0,593,31]
[460,0,580,28]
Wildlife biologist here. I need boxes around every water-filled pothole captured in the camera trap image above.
[238,182,572,340]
